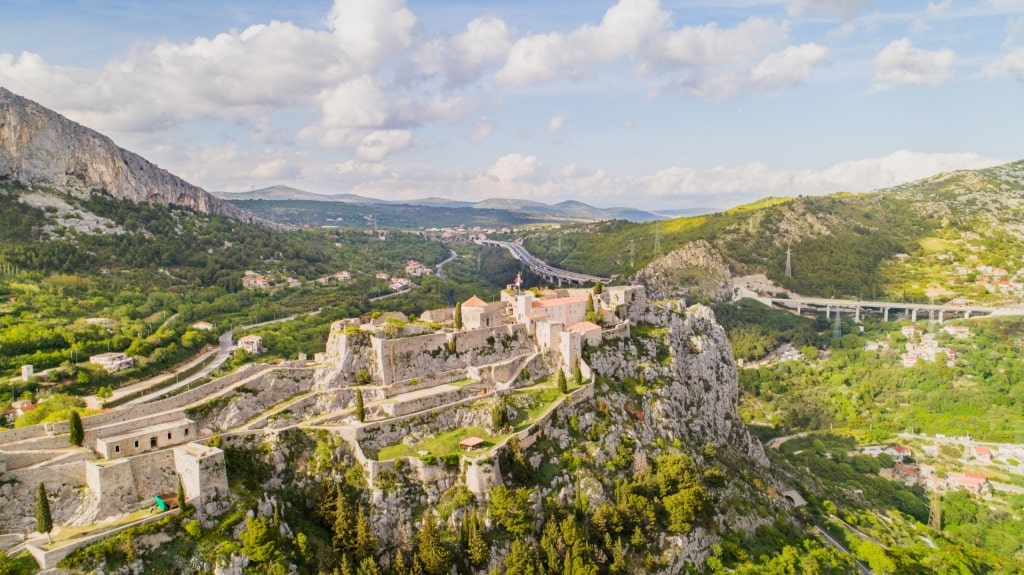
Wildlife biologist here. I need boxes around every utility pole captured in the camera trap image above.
[653,222,661,257]
[832,310,842,340]
[628,238,635,268]
[928,490,942,531]
[785,246,793,278]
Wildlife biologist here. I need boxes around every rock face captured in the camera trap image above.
[0,87,267,226]
[589,300,769,466]
[636,240,733,302]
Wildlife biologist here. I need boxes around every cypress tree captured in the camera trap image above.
[35,482,52,543]
[355,389,366,423]
[557,369,568,394]
[68,410,84,447]
[586,293,594,314]
[453,302,463,329]
[176,475,187,511]
[593,281,603,295]
[572,359,582,386]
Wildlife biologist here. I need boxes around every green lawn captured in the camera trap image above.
[376,426,504,461]
[49,508,155,546]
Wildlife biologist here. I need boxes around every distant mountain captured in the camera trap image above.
[218,185,667,222]
[0,87,267,226]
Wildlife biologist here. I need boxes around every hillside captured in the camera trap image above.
[215,186,667,224]
[0,88,269,226]
[521,161,1024,303]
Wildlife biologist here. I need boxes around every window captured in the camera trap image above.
[184,428,189,436]
[150,437,158,448]
[134,440,139,448]
[167,432,172,440]
[115,445,120,453]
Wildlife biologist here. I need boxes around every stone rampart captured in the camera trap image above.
[26,510,175,569]
[1,449,66,470]
[0,434,72,452]
[383,387,473,418]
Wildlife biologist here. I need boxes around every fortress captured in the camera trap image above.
[0,284,645,566]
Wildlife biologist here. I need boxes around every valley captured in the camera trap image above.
[2,88,1024,575]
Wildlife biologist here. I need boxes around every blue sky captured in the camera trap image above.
[2,0,1023,210]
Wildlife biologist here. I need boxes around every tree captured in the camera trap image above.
[557,369,568,394]
[355,389,366,423]
[35,482,52,543]
[68,410,84,447]
[466,512,489,568]
[593,281,603,295]
[572,359,582,386]
[454,302,463,330]
[240,516,279,563]
[176,475,187,511]
[586,293,594,314]
[489,485,533,536]
[415,516,452,575]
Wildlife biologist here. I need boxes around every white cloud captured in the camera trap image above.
[983,46,1024,79]
[355,130,413,162]
[643,18,797,99]
[471,116,494,141]
[250,158,296,179]
[413,17,514,88]
[788,0,871,19]
[495,0,669,87]
[874,38,955,87]
[326,0,417,66]
[548,115,566,132]
[750,43,830,90]
[488,153,539,183]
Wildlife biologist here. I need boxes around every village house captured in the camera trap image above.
[192,321,214,331]
[89,352,134,373]
[973,444,993,463]
[238,335,264,355]
[335,270,352,281]
[886,445,912,461]
[242,272,270,290]
[941,325,971,339]
[405,260,424,276]
[946,471,991,495]
[893,462,920,484]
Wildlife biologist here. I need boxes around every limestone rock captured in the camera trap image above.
[0,87,274,228]
[636,240,732,302]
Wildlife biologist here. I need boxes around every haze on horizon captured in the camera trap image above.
[2,0,1023,211]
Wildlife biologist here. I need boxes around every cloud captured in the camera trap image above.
[983,46,1024,79]
[413,17,514,88]
[788,0,871,19]
[470,116,494,141]
[750,43,830,90]
[488,153,539,183]
[873,38,955,87]
[548,115,566,132]
[495,0,669,87]
[644,18,799,99]
[326,0,417,65]
[355,130,413,162]
[250,158,297,180]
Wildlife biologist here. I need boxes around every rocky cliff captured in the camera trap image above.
[635,240,733,302]
[0,87,267,226]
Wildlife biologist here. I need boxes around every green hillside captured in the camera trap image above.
[521,161,1024,303]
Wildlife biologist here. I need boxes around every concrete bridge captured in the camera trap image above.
[478,239,609,286]
[760,296,1009,323]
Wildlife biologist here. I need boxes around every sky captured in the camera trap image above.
[2,0,1023,211]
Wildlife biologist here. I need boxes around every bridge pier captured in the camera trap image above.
[825,305,830,320]
[938,310,944,323]
[855,306,861,323]
[911,309,918,322]
[965,311,971,319]
[796,304,802,315]
[883,307,890,322]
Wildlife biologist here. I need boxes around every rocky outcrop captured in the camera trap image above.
[0,87,272,227]
[636,240,733,302]
[589,300,769,466]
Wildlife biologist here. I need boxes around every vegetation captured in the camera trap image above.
[68,410,83,446]
[35,482,52,542]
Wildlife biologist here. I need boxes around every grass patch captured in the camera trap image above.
[376,426,503,461]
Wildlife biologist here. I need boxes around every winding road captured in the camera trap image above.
[477,239,608,285]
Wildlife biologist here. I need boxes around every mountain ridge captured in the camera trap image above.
[214,185,668,222]
[0,87,272,227]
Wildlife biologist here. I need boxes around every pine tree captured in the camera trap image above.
[454,302,463,329]
[557,369,568,394]
[68,410,84,447]
[355,389,366,423]
[35,482,53,543]
[466,511,489,568]
[415,516,452,575]
[356,557,381,575]
[355,509,379,562]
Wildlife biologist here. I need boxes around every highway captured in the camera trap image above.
[478,239,609,285]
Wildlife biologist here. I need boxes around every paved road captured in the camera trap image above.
[478,239,608,285]
[815,525,873,575]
